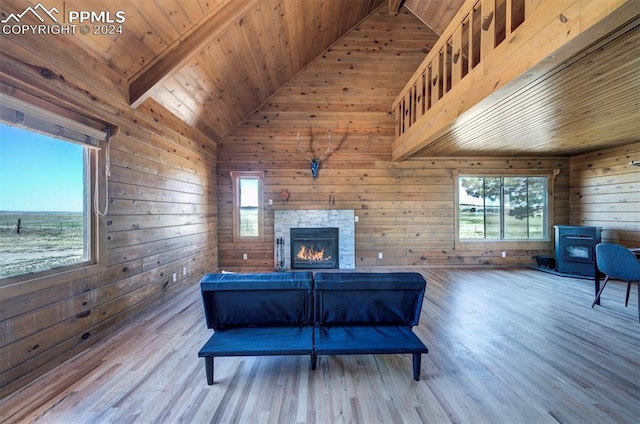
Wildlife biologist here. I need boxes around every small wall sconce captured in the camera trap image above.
[629,160,640,167]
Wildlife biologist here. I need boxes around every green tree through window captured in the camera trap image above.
[459,175,548,240]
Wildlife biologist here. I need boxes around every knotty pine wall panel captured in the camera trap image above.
[0,53,218,395]
[217,7,570,272]
[569,142,640,245]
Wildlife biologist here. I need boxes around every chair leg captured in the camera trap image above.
[412,353,421,381]
[592,275,610,308]
[205,356,214,385]
[625,282,631,307]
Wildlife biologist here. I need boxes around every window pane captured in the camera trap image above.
[239,178,259,207]
[459,176,486,238]
[504,177,528,239]
[504,176,546,239]
[238,177,259,238]
[459,176,501,239]
[484,177,501,239]
[527,177,547,238]
[0,124,89,279]
[239,207,259,237]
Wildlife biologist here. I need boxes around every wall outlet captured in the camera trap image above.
[354,216,359,222]
[378,252,384,259]
[172,273,177,282]
[182,267,187,276]
[242,253,248,260]
[501,251,507,258]
[269,199,273,205]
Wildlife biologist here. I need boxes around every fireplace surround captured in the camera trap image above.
[274,209,355,270]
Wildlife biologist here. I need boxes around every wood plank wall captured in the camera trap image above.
[569,142,640,245]
[0,44,218,395]
[217,6,570,272]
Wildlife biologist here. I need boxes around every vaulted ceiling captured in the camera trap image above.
[2,0,466,143]
[121,0,465,144]
[2,0,637,158]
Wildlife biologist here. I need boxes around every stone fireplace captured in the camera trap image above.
[274,209,355,270]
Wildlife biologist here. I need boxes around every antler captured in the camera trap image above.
[297,131,333,162]
[297,132,313,162]
[297,130,335,180]
[318,130,333,162]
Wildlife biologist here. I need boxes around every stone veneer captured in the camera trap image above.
[274,209,355,270]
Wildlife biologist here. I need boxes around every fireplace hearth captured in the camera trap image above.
[291,227,339,269]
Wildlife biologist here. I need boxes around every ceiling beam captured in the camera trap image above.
[128,0,258,108]
[389,0,402,15]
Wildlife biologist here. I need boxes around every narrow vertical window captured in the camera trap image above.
[231,171,264,242]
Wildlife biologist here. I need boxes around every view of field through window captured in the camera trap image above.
[458,176,547,240]
[239,177,259,238]
[0,124,88,279]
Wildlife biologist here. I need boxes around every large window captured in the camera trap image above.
[457,174,549,240]
[0,94,109,281]
[231,171,264,242]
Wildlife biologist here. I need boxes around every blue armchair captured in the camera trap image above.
[592,243,640,322]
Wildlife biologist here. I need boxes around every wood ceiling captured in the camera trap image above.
[3,0,636,158]
[52,0,392,141]
[2,0,465,142]
[408,14,640,158]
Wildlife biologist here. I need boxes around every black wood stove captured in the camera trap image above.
[554,225,602,277]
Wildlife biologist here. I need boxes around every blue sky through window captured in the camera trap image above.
[0,123,85,212]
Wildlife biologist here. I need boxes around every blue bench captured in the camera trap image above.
[313,272,428,381]
[198,271,428,384]
[198,272,315,384]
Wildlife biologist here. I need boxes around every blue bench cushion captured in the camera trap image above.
[314,326,428,354]
[314,272,426,327]
[200,272,313,330]
[198,326,313,357]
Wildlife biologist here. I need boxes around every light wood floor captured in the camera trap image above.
[2,268,639,424]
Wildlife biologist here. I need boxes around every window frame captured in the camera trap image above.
[453,168,558,251]
[0,93,109,292]
[230,171,265,243]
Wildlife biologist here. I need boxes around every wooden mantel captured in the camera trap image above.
[391,0,639,161]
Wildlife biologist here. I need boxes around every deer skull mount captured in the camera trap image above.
[297,130,333,180]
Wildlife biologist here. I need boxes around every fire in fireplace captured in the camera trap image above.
[290,227,339,269]
[296,244,331,262]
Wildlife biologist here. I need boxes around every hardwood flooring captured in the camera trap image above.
[2,268,639,423]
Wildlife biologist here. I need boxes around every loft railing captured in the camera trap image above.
[391,0,635,160]
[393,0,544,139]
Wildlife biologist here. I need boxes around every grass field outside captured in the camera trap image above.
[0,211,86,279]
[459,211,544,239]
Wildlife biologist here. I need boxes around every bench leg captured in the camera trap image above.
[205,356,214,385]
[311,354,317,370]
[412,353,421,381]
